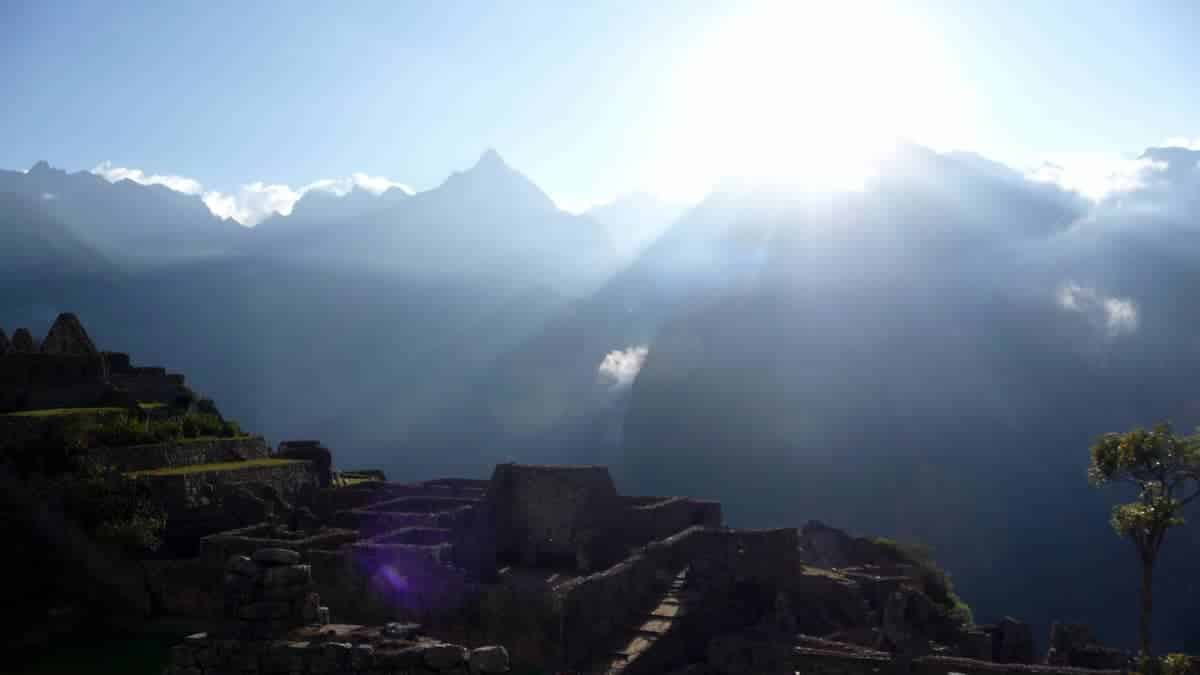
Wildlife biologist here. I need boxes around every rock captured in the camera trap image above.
[350,644,375,669]
[382,621,420,639]
[253,547,301,565]
[169,644,195,667]
[11,328,35,352]
[423,643,469,671]
[225,554,258,577]
[39,312,97,355]
[469,645,510,673]
[993,617,1034,664]
[262,564,311,588]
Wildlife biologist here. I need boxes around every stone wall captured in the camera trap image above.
[165,629,510,675]
[625,497,723,548]
[134,460,318,514]
[199,523,359,568]
[553,526,801,668]
[89,436,271,472]
[487,463,621,568]
[789,646,1126,675]
[0,352,110,412]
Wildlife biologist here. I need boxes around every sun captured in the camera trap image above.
[651,0,976,199]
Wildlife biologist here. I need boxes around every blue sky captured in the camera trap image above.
[3,0,1200,219]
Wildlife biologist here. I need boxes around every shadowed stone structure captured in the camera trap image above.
[11,328,35,352]
[39,312,97,355]
[0,328,9,355]
[487,463,622,570]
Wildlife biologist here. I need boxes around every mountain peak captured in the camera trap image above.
[475,148,507,170]
[28,160,54,175]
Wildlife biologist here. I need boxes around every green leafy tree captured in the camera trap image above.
[1089,422,1200,657]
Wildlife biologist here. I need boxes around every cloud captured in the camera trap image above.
[1056,282,1138,336]
[1026,154,1165,202]
[90,161,411,226]
[202,183,301,226]
[41,192,55,201]
[302,172,413,197]
[597,345,649,388]
[91,161,204,195]
[1162,137,1200,151]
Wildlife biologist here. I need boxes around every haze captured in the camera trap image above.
[4,0,1200,657]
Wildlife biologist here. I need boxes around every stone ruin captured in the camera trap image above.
[165,546,511,675]
[224,548,324,639]
[39,312,97,355]
[11,327,35,352]
[0,313,195,412]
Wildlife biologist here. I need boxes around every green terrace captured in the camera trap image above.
[126,458,304,478]
[3,402,173,417]
[2,406,128,417]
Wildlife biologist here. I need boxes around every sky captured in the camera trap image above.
[3,0,1200,221]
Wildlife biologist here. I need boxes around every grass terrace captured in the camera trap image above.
[126,458,303,478]
[2,406,127,417]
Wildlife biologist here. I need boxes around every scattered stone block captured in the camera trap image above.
[382,621,421,639]
[253,547,302,565]
[469,645,510,673]
[423,643,469,671]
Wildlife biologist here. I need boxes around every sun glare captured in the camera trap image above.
[652,0,975,200]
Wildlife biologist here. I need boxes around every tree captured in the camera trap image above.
[1088,422,1200,657]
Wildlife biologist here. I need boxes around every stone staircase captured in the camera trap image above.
[594,567,694,675]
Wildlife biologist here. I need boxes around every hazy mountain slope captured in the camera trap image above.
[263,150,618,298]
[586,191,687,261]
[0,191,118,283]
[0,161,245,264]
[254,185,411,233]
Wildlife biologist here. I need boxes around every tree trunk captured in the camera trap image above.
[1140,559,1154,658]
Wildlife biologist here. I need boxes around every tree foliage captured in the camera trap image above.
[1089,422,1200,555]
[1088,422,1200,656]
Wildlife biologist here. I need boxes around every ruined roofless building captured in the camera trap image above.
[40,312,97,355]
[0,312,194,413]
[11,328,36,353]
[0,328,9,355]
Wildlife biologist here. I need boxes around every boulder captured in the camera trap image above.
[11,328,36,352]
[253,548,301,566]
[993,617,1034,664]
[422,643,468,671]
[40,313,97,355]
[469,645,510,673]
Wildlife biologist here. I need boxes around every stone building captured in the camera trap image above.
[0,313,194,412]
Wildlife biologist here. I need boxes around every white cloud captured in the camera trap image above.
[1027,155,1165,202]
[302,172,413,197]
[91,161,204,195]
[89,160,411,226]
[1162,137,1200,151]
[41,192,55,201]
[202,183,301,226]
[597,345,649,388]
[1057,282,1138,336]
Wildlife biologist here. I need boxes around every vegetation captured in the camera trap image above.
[870,536,974,627]
[56,462,166,553]
[1089,422,1200,657]
[2,406,127,417]
[126,458,301,478]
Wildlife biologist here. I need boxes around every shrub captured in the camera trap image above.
[871,536,974,626]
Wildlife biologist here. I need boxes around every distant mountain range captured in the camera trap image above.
[0,161,245,265]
